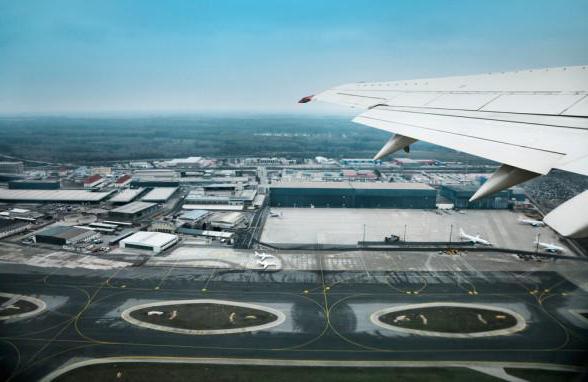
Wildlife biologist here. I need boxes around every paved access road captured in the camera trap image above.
[0,263,587,381]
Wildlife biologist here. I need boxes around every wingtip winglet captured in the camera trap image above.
[298,95,314,104]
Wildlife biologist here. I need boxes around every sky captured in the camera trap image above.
[0,0,587,114]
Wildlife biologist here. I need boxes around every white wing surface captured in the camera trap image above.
[303,66,588,238]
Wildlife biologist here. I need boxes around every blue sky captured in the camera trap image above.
[0,0,587,114]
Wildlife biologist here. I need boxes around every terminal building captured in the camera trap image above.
[440,184,516,209]
[269,182,436,208]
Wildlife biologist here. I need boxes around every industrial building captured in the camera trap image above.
[340,158,382,166]
[130,170,179,187]
[109,188,146,204]
[0,161,24,174]
[83,175,104,188]
[91,167,112,176]
[269,182,436,208]
[392,158,438,167]
[184,189,257,207]
[209,212,247,229]
[0,219,29,239]
[182,204,244,211]
[134,169,178,178]
[179,176,249,186]
[0,208,45,223]
[109,201,159,221]
[0,189,113,203]
[164,156,210,168]
[119,231,178,253]
[178,210,211,226]
[8,180,60,190]
[131,179,180,187]
[34,225,98,245]
[176,227,234,241]
[150,220,177,233]
[115,174,132,187]
[440,184,515,209]
[141,187,178,202]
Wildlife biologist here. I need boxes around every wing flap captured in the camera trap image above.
[354,106,588,175]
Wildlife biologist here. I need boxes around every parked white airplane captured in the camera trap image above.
[254,251,274,261]
[534,236,565,253]
[459,229,492,246]
[519,218,546,227]
[301,65,588,238]
[257,259,277,270]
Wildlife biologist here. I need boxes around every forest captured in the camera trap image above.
[0,114,489,164]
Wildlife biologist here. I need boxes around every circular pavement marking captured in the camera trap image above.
[0,292,47,322]
[370,302,526,338]
[121,299,286,335]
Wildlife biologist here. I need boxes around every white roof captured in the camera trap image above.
[121,231,177,247]
[141,187,178,202]
[111,201,157,214]
[201,230,233,238]
[110,188,145,203]
[0,189,113,202]
[210,212,244,224]
[10,208,30,213]
[182,204,244,211]
[166,156,203,164]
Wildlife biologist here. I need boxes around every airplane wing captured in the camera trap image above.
[303,66,588,238]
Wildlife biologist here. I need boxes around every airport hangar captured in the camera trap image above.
[119,231,179,253]
[269,181,436,208]
[34,225,98,245]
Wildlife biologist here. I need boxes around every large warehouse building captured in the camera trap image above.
[120,231,178,253]
[141,187,178,202]
[109,201,159,221]
[8,180,60,190]
[34,225,98,245]
[269,182,436,208]
[0,189,113,203]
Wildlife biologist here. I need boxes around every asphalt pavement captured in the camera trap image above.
[0,263,587,381]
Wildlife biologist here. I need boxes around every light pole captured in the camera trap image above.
[403,224,407,242]
[449,224,453,249]
[536,233,540,253]
[363,224,366,246]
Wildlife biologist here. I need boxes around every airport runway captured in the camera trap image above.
[1,262,587,381]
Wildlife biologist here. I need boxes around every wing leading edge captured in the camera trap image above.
[304,66,588,238]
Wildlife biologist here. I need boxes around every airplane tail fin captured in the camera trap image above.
[459,228,465,236]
